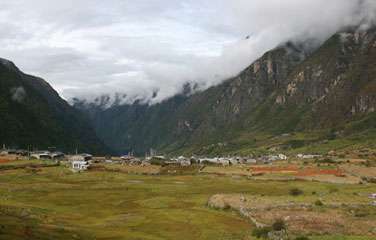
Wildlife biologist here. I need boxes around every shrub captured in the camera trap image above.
[190,159,197,164]
[272,219,287,231]
[316,158,336,164]
[150,158,166,166]
[329,187,339,193]
[252,227,272,239]
[327,128,337,140]
[289,188,304,196]
[314,200,324,206]
[222,203,231,211]
[364,161,371,167]
[353,209,369,217]
[368,177,376,183]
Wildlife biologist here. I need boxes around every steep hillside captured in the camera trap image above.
[0,58,108,154]
[77,27,376,156]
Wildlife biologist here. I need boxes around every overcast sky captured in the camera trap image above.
[0,0,375,105]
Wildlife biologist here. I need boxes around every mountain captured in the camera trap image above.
[76,26,376,156]
[0,58,109,154]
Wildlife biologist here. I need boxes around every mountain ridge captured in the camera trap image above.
[0,58,109,154]
[76,26,376,156]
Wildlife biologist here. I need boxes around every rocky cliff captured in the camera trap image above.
[76,27,376,156]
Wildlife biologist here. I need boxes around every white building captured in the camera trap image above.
[0,149,17,155]
[72,161,90,171]
[174,156,191,166]
[69,154,93,162]
[245,159,257,164]
[199,158,219,164]
[30,151,51,159]
[180,159,191,166]
[297,154,322,159]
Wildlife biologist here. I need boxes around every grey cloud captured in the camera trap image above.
[0,0,375,106]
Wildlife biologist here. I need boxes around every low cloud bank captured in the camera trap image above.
[0,0,375,107]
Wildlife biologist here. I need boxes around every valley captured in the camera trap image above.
[0,2,376,239]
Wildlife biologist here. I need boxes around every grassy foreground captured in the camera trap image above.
[0,165,375,239]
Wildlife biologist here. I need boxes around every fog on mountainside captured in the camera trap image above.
[0,0,376,107]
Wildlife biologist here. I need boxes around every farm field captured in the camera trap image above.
[0,160,375,239]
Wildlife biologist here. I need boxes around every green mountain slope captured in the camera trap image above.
[77,27,376,156]
[0,58,108,154]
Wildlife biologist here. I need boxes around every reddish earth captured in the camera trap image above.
[0,159,11,164]
[249,166,345,177]
[250,166,299,172]
[296,168,345,177]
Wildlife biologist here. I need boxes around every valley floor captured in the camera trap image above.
[0,160,375,239]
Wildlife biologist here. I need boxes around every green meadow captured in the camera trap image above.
[0,165,375,240]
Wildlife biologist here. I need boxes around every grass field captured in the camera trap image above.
[0,163,375,240]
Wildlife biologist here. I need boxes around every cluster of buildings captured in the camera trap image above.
[140,153,289,167]
[117,153,291,167]
[0,148,65,160]
[296,154,322,159]
[3,144,306,172]
[195,154,288,166]
[1,146,94,172]
[169,156,193,166]
[30,151,65,160]
[0,148,29,156]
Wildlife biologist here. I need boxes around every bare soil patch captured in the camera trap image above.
[341,164,376,178]
[250,165,345,177]
[0,159,11,164]
[208,194,376,237]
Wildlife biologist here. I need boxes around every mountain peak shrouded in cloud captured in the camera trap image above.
[0,1,375,106]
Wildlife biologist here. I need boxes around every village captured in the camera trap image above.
[0,145,373,171]
[0,145,314,170]
[1,145,376,184]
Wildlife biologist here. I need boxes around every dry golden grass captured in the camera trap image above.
[208,191,376,237]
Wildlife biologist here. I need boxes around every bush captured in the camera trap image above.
[150,158,166,166]
[314,200,324,206]
[364,161,371,167]
[327,128,337,140]
[316,158,336,164]
[272,219,286,231]
[289,188,304,196]
[353,209,369,217]
[190,159,198,164]
[329,187,339,193]
[252,227,272,239]
[368,177,376,183]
